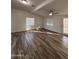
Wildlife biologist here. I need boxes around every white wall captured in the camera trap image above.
[11,8,44,32]
[44,15,63,33]
[11,8,67,33]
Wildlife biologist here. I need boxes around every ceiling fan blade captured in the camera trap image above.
[52,12,59,15]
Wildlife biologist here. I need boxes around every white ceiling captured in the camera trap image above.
[11,0,68,16]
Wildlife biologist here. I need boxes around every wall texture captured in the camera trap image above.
[11,8,44,32]
[44,16,63,33]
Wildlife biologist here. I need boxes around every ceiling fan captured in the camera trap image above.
[49,8,59,16]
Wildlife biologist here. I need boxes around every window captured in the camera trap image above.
[46,23,53,26]
[26,17,35,30]
[46,19,54,26]
[63,18,68,34]
[26,18,34,25]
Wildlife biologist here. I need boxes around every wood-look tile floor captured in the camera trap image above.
[11,30,68,59]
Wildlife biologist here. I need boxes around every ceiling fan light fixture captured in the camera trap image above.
[22,0,27,4]
[21,0,30,5]
[49,12,52,16]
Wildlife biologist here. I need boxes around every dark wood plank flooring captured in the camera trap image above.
[11,30,68,59]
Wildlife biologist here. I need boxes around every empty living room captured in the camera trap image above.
[1,0,79,59]
[11,0,68,59]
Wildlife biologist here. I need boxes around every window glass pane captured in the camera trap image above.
[63,18,68,34]
[26,18,34,25]
[26,17,35,30]
[46,19,54,26]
